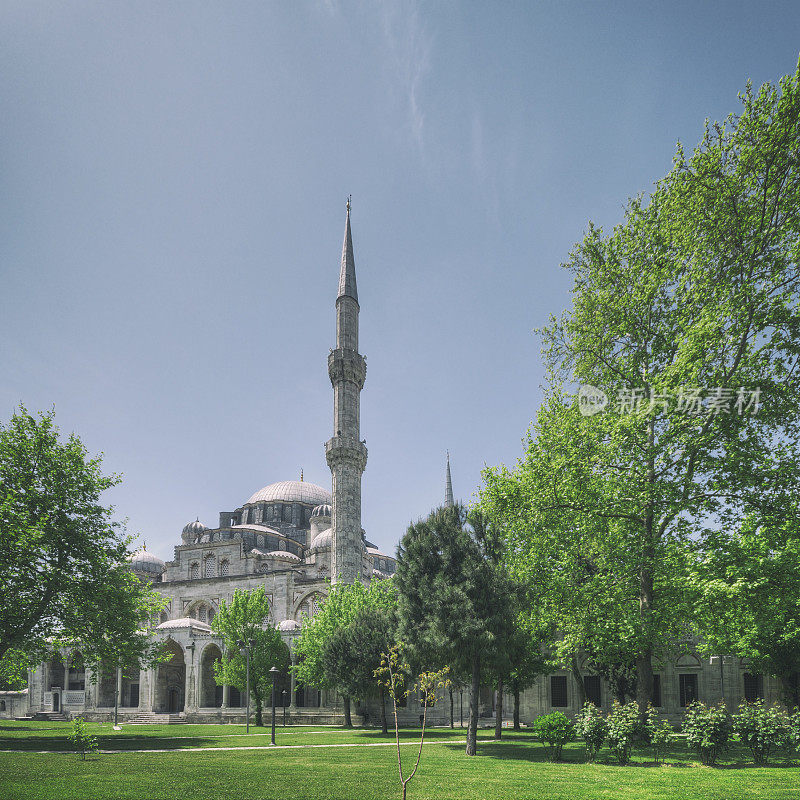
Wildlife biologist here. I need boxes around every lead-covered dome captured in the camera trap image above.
[245,481,331,507]
[182,519,209,543]
[128,546,166,577]
[311,503,332,518]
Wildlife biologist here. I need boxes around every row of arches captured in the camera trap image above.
[189,555,230,580]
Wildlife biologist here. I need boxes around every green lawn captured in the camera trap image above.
[0,721,798,800]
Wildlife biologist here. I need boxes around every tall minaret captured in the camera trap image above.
[445,451,454,508]
[326,200,368,584]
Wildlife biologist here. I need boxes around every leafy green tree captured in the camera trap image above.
[68,716,99,761]
[211,586,290,727]
[0,648,29,690]
[321,605,396,733]
[293,578,396,728]
[483,62,800,712]
[394,504,518,756]
[692,517,800,709]
[0,407,164,670]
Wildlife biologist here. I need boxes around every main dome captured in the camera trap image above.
[245,480,331,507]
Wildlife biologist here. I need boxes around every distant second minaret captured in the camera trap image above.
[445,451,454,508]
[326,200,368,584]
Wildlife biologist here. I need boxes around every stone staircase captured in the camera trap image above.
[125,712,183,725]
[32,711,68,722]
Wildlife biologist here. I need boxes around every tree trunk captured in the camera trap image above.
[343,695,352,728]
[570,654,586,707]
[466,654,480,756]
[449,688,454,729]
[513,684,521,731]
[380,686,388,734]
[495,678,503,740]
[254,692,263,727]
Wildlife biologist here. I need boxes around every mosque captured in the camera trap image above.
[4,206,786,725]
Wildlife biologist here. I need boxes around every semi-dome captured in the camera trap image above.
[156,617,212,632]
[311,503,332,518]
[277,619,301,632]
[128,546,166,576]
[309,529,332,552]
[261,550,302,563]
[245,480,331,507]
[182,519,209,541]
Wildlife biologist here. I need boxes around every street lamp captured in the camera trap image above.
[270,666,280,744]
[282,689,287,726]
[238,639,254,734]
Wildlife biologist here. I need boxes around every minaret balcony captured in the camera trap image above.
[328,349,366,389]
[325,436,368,472]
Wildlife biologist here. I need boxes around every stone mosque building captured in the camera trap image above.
[7,207,788,725]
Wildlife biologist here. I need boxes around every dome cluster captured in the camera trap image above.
[182,519,210,544]
[128,546,166,579]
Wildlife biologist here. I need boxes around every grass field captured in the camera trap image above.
[1,721,799,800]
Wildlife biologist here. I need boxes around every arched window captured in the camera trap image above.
[0,700,6,711]
[160,612,168,624]
[189,563,199,580]
[219,560,229,577]
[203,554,215,578]
[198,606,207,623]
[207,608,215,625]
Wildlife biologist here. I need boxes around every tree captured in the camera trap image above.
[321,605,396,733]
[394,504,518,756]
[0,407,165,670]
[0,648,29,691]
[293,578,396,728]
[211,586,290,726]
[693,516,800,709]
[68,716,99,761]
[483,62,800,712]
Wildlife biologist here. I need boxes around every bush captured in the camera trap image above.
[606,701,641,765]
[532,711,574,761]
[574,702,607,761]
[68,717,98,761]
[682,701,731,766]
[732,700,792,765]
[644,705,673,765]
[791,710,800,753]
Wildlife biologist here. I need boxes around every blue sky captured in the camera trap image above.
[2,1,799,560]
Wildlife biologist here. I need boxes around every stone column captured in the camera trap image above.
[222,683,229,709]
[116,667,123,709]
[289,654,297,708]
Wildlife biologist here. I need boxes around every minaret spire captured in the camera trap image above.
[445,451,454,508]
[326,200,368,584]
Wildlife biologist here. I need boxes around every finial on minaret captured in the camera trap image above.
[346,195,351,214]
[300,468,304,482]
[143,540,147,551]
[445,451,454,508]
[338,197,358,303]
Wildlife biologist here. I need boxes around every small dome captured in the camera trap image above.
[277,619,301,632]
[309,529,332,552]
[182,519,209,541]
[245,481,331,507]
[261,550,302,563]
[311,503,332,518]
[128,547,166,576]
[156,617,212,632]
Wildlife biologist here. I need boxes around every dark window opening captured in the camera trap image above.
[652,674,662,707]
[584,675,602,707]
[551,675,568,707]
[679,673,698,707]
[744,673,764,703]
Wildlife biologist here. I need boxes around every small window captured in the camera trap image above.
[584,675,601,707]
[551,675,568,707]
[679,673,698,707]
[189,563,199,580]
[220,560,229,577]
[203,555,215,578]
[160,612,168,624]
[198,606,207,623]
[0,700,6,711]
[744,673,764,703]
[652,674,662,707]
[207,609,215,624]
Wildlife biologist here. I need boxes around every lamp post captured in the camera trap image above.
[238,639,254,734]
[270,666,280,744]
[282,689,287,726]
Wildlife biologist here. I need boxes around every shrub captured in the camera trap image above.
[68,716,98,761]
[682,701,730,766]
[790,710,800,753]
[644,705,673,765]
[732,700,792,765]
[606,701,641,765]
[532,711,574,761]
[574,702,607,761]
